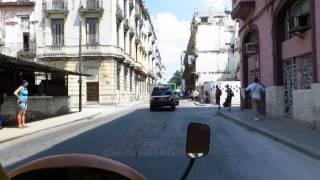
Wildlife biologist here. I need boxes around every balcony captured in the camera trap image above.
[231,0,255,20]
[79,0,103,16]
[116,3,124,24]
[43,0,69,17]
[37,45,127,60]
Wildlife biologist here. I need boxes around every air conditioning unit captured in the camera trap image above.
[245,42,257,55]
[289,14,310,34]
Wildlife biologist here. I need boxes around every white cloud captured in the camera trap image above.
[153,12,190,80]
[205,0,231,11]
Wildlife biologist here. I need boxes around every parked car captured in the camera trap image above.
[150,87,176,111]
[173,91,180,105]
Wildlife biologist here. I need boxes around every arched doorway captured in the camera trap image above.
[242,28,261,110]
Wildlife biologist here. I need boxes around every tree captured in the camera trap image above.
[169,70,182,87]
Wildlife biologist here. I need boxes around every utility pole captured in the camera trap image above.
[78,6,83,112]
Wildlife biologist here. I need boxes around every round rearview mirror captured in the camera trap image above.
[186,123,211,159]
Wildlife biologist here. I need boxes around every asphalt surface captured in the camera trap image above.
[1,101,320,180]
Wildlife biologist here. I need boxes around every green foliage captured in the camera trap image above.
[169,70,182,87]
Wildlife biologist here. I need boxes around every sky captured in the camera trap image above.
[145,0,232,81]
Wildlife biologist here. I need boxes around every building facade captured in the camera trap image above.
[183,10,240,93]
[0,0,38,61]
[232,0,320,127]
[0,0,165,106]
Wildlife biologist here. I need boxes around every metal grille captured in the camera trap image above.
[283,54,313,117]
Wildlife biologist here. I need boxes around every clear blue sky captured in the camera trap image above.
[145,0,231,81]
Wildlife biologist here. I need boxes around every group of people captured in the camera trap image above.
[214,84,234,111]
[215,77,265,121]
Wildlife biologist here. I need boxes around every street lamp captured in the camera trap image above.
[78,6,83,112]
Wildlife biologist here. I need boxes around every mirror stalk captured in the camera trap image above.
[180,158,195,180]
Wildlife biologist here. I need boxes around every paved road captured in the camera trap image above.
[1,101,320,180]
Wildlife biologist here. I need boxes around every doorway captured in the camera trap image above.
[87,82,99,102]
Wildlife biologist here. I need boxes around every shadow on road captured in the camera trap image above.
[5,106,219,180]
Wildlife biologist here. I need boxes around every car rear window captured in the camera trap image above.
[152,87,172,96]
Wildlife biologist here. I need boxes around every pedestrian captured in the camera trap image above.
[246,77,266,121]
[205,90,209,103]
[215,85,222,110]
[194,90,199,101]
[225,85,234,111]
[14,80,29,128]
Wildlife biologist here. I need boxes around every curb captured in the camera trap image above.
[193,102,207,106]
[0,112,102,144]
[217,111,320,160]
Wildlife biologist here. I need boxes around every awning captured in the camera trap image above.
[0,54,90,76]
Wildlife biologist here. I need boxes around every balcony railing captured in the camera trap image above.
[44,0,68,10]
[43,0,69,16]
[82,0,102,9]
[80,0,103,15]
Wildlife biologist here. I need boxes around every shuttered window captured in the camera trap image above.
[51,19,64,46]
[86,18,99,45]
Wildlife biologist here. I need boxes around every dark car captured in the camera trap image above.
[150,87,176,111]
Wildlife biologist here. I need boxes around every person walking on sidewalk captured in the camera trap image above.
[225,85,234,111]
[246,77,266,121]
[14,80,29,128]
[215,85,222,110]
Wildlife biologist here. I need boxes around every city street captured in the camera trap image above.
[1,101,320,180]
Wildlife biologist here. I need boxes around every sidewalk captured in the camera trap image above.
[0,103,141,144]
[217,107,320,160]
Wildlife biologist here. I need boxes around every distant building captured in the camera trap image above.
[183,10,240,93]
[0,0,37,61]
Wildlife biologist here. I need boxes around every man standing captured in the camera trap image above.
[246,77,266,121]
[225,85,234,111]
[215,85,222,109]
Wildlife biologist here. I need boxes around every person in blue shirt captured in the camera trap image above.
[14,80,29,128]
[246,78,266,121]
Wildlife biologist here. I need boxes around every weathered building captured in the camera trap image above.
[232,0,320,127]
[183,10,240,93]
[1,0,165,106]
[0,0,37,61]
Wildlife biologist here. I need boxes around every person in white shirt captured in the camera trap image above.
[246,78,266,121]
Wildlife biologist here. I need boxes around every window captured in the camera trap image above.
[51,19,64,46]
[20,16,29,32]
[201,17,209,23]
[117,25,120,47]
[285,0,311,39]
[152,87,172,96]
[124,67,128,90]
[124,0,128,18]
[86,18,99,45]
[130,69,133,92]
[23,32,30,51]
[124,31,127,52]
[117,63,121,90]
[129,37,132,56]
